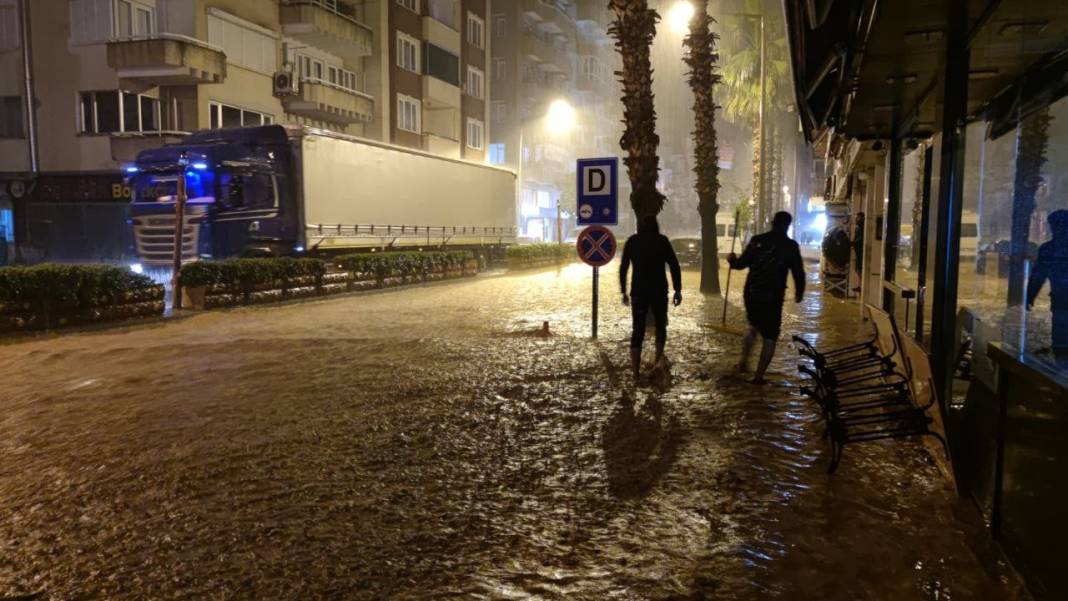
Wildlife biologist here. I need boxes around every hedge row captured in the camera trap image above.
[0,264,158,311]
[505,243,573,262]
[335,251,474,278]
[178,257,327,288]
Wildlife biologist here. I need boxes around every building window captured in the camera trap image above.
[488,143,505,165]
[293,52,363,92]
[0,0,20,51]
[396,0,418,12]
[397,95,421,133]
[0,96,23,138]
[115,0,154,37]
[425,43,459,86]
[69,0,154,44]
[493,14,505,38]
[466,12,484,48]
[492,101,506,123]
[396,32,419,73]
[79,90,160,134]
[466,118,484,150]
[493,58,505,81]
[208,102,273,129]
[465,66,484,99]
[207,9,278,74]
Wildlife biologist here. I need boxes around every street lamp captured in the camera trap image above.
[667,1,695,36]
[517,98,576,245]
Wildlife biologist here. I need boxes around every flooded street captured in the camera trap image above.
[0,264,1025,600]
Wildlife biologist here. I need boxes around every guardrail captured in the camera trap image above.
[306,224,518,247]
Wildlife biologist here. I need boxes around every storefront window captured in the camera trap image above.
[956,96,1068,375]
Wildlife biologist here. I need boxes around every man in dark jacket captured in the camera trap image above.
[620,216,683,380]
[728,211,805,384]
[1026,210,1068,354]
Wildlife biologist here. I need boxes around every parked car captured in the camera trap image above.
[670,237,702,267]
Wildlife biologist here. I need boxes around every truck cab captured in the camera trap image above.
[127,126,299,266]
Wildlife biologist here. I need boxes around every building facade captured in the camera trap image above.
[489,0,621,242]
[0,0,490,261]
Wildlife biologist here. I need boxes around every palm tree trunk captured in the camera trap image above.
[1007,108,1051,306]
[609,0,665,220]
[684,0,722,295]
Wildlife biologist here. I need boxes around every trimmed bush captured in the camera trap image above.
[335,251,474,279]
[178,257,327,289]
[506,243,573,263]
[0,264,157,311]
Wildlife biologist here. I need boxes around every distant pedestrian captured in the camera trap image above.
[1026,209,1068,354]
[620,216,683,380]
[728,211,805,384]
[852,212,865,291]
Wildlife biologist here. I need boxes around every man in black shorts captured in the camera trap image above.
[620,216,683,380]
[728,211,805,384]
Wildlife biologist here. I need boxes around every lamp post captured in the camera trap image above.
[516,98,576,245]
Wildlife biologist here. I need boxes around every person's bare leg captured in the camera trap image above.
[630,348,642,380]
[752,338,777,384]
[737,327,757,372]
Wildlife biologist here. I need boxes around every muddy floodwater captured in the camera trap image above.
[0,263,1026,600]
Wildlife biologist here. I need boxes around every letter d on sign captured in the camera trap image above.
[583,166,609,196]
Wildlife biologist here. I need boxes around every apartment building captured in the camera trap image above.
[489,0,621,242]
[0,0,489,261]
[388,0,489,161]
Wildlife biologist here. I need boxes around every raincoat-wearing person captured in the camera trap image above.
[728,211,806,384]
[620,216,683,380]
[1026,209,1068,354]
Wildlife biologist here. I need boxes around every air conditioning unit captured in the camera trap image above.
[273,71,298,97]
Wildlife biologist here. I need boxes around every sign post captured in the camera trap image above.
[577,225,617,339]
[575,157,619,339]
[170,164,188,310]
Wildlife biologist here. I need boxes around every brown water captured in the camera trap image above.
[0,264,1026,600]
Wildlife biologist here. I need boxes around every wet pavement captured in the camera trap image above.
[0,263,1028,600]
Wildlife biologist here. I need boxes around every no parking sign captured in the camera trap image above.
[576,225,617,339]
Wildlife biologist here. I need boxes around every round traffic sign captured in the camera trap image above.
[576,225,617,267]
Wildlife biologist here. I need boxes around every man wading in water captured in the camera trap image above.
[620,216,683,380]
[728,211,806,384]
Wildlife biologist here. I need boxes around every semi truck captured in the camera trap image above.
[126,125,517,266]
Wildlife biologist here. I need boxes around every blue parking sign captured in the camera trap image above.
[576,157,619,225]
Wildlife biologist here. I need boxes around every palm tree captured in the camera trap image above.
[717,0,790,231]
[609,0,665,220]
[683,0,722,295]
[1007,108,1052,306]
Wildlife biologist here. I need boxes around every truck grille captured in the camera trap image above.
[134,215,202,266]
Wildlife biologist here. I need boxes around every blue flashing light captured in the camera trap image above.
[192,162,209,170]
[294,245,305,253]
[125,166,138,173]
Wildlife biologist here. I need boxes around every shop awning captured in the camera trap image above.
[785,0,1068,142]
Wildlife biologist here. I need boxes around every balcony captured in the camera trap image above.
[521,32,570,76]
[422,15,461,55]
[423,75,461,109]
[577,2,610,26]
[107,35,226,88]
[522,0,575,35]
[110,132,188,163]
[422,133,461,158]
[280,0,373,63]
[282,79,375,124]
